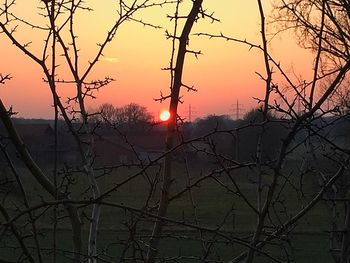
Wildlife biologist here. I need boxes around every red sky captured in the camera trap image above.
[0,1,314,120]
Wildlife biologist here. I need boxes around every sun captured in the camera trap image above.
[159,110,171,122]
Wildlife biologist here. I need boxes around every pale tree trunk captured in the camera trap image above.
[340,199,350,263]
[86,141,101,263]
[76,80,101,263]
[87,170,101,263]
[245,1,272,262]
[0,99,83,262]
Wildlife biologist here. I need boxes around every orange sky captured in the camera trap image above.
[0,1,314,120]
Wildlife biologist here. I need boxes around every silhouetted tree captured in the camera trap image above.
[2,1,350,263]
[98,103,117,123]
[275,1,350,262]
[122,103,154,128]
[0,1,171,262]
[97,102,154,129]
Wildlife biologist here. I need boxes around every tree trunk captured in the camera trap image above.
[146,1,203,262]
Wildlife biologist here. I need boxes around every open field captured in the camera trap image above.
[0,159,341,262]
[0,230,333,262]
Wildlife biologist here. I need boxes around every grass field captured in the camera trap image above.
[0,159,341,262]
[0,229,333,262]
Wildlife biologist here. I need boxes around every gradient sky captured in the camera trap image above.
[0,0,314,120]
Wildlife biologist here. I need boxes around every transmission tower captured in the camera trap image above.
[185,104,197,122]
[231,99,245,120]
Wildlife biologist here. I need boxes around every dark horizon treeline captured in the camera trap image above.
[3,106,350,168]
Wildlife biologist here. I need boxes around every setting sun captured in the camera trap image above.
[159,110,170,121]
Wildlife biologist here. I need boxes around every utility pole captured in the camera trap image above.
[231,99,244,120]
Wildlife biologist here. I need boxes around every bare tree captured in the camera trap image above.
[195,0,350,262]
[274,1,350,262]
[0,1,170,262]
[2,0,350,263]
[146,1,204,261]
[96,102,153,127]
